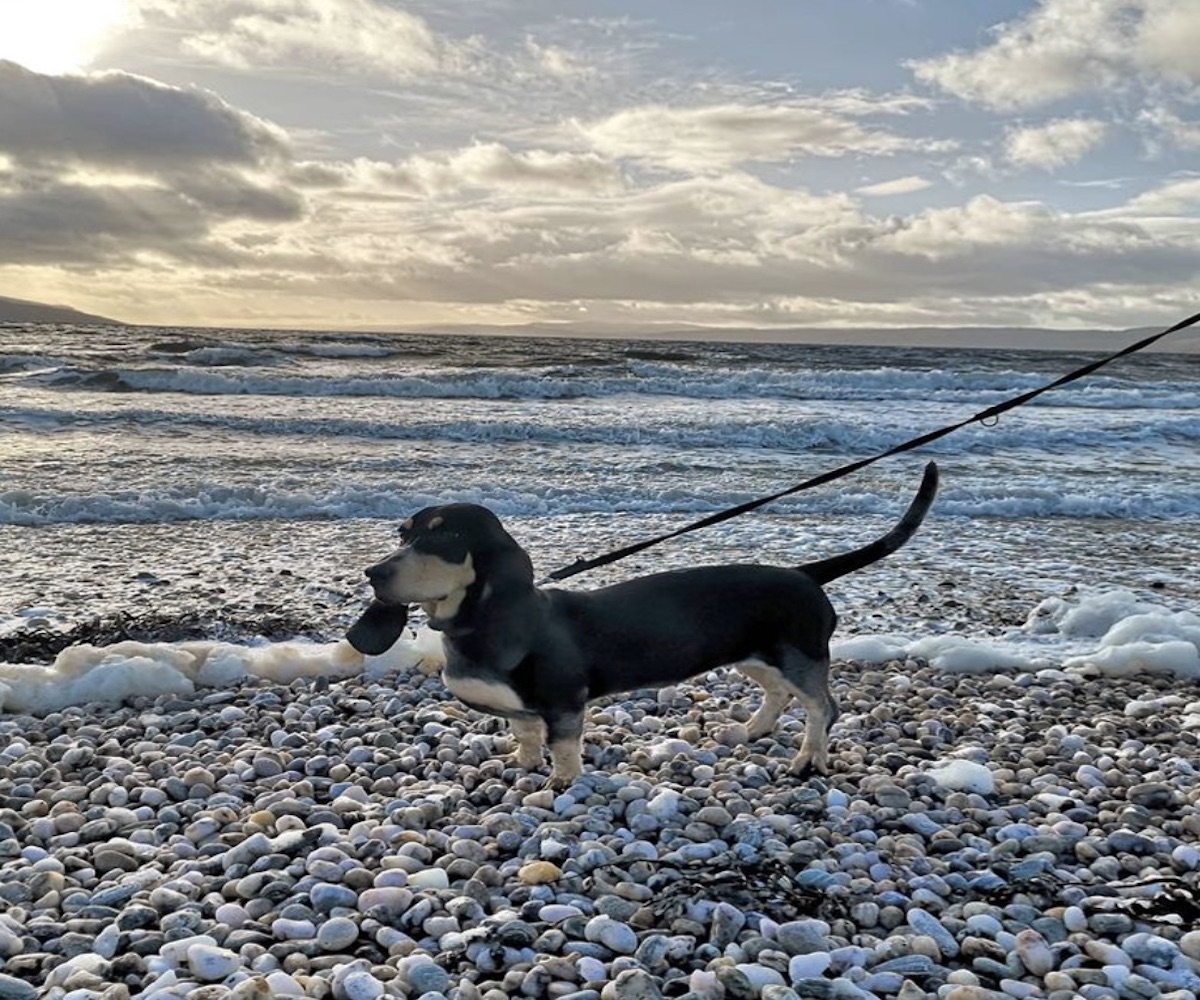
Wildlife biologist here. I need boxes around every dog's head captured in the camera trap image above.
[347,503,533,655]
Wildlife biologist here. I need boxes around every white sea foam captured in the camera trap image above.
[926,759,996,795]
[834,587,1200,679]
[8,397,1200,458]
[2,589,1196,715]
[4,475,1200,527]
[24,360,1200,410]
[1,639,339,715]
[0,624,450,715]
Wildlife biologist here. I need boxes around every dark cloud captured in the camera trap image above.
[0,180,214,265]
[0,61,302,267]
[0,60,290,169]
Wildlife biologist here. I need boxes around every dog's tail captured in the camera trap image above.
[798,461,939,585]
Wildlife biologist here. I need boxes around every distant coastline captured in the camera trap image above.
[3,294,1196,353]
[0,295,118,326]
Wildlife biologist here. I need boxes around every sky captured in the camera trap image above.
[0,0,1199,334]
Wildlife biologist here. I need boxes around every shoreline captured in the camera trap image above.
[2,656,1199,998]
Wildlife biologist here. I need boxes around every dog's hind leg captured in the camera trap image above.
[737,661,796,741]
[545,709,585,789]
[509,717,546,770]
[777,649,840,777]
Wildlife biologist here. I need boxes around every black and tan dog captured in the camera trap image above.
[348,462,938,787]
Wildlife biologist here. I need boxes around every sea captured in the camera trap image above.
[1,322,1198,710]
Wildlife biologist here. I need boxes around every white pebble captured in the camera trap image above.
[737,964,785,990]
[215,903,249,929]
[188,943,241,982]
[789,953,832,980]
[585,915,638,954]
[264,971,306,996]
[646,789,682,821]
[159,934,218,967]
[317,916,359,951]
[1062,905,1087,933]
[539,904,584,923]
[407,867,450,890]
[272,918,316,940]
[341,969,385,1000]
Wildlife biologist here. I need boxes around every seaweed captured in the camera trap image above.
[588,853,846,923]
[0,605,327,664]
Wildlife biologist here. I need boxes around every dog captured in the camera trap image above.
[348,462,938,787]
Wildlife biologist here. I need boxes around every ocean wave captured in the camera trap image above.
[0,354,64,375]
[280,341,398,359]
[16,359,1198,409]
[3,480,1197,527]
[182,346,285,367]
[3,402,1198,457]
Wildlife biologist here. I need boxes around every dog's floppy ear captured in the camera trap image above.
[347,599,409,655]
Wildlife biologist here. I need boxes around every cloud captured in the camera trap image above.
[0,179,215,266]
[0,61,302,266]
[524,37,592,80]
[1005,118,1109,169]
[1137,0,1200,84]
[133,0,452,80]
[576,103,952,173]
[4,14,1200,335]
[1124,176,1200,214]
[340,144,627,198]
[0,60,289,169]
[1137,105,1200,152]
[911,0,1200,110]
[856,176,934,197]
[246,169,1198,324]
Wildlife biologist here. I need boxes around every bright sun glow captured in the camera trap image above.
[0,0,128,74]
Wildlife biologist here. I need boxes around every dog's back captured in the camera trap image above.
[546,564,835,697]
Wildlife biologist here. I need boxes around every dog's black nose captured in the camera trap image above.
[365,563,387,583]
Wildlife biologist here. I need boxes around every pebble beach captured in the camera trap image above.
[3,325,1200,999]
[4,642,1200,1000]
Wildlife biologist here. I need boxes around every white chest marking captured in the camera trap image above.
[443,674,526,713]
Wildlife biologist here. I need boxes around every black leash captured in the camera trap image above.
[545,309,1200,583]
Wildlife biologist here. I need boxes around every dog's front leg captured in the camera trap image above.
[545,710,585,789]
[509,717,546,770]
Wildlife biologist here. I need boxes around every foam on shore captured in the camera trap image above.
[1,587,1196,715]
[834,586,1200,678]
[0,629,446,715]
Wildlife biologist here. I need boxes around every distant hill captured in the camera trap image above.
[0,295,118,325]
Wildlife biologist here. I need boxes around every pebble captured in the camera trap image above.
[187,943,241,981]
[601,968,662,1000]
[3,656,1199,1000]
[0,974,37,1000]
[1014,928,1053,976]
[585,915,639,954]
[340,969,385,1000]
[402,959,451,994]
[316,915,359,951]
[519,861,563,885]
[907,906,958,958]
